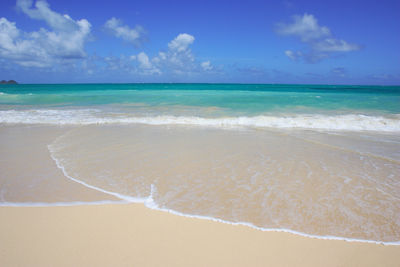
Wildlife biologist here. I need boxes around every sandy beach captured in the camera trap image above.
[0,203,399,267]
[1,0,399,265]
[1,124,400,266]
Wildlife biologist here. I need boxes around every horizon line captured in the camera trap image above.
[2,82,399,87]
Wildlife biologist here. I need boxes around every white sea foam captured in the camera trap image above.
[1,110,400,244]
[139,183,400,245]
[143,188,400,246]
[47,141,146,203]
[2,141,399,245]
[1,109,400,132]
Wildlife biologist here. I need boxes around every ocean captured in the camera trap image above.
[1,83,400,130]
[0,83,399,244]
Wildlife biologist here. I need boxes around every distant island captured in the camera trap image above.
[0,80,18,84]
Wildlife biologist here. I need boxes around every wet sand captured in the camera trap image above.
[1,203,399,267]
[48,125,400,242]
[1,124,399,266]
[0,125,118,203]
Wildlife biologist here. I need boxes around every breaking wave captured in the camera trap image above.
[1,109,400,132]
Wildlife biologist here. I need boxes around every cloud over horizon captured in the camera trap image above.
[129,33,214,76]
[0,2,213,78]
[276,13,360,63]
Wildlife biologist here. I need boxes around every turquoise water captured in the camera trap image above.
[1,83,399,113]
[1,83,399,131]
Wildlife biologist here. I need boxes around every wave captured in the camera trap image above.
[1,131,398,245]
[144,190,400,246]
[5,160,400,246]
[47,139,147,204]
[1,109,400,132]
[3,193,400,245]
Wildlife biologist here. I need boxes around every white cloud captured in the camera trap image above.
[168,33,195,52]
[97,32,209,77]
[130,33,212,76]
[132,52,161,75]
[17,0,78,32]
[276,13,360,63]
[276,13,330,42]
[152,33,196,71]
[1,2,213,77]
[104,17,145,46]
[0,0,91,67]
[158,52,167,60]
[201,61,213,71]
[137,52,151,68]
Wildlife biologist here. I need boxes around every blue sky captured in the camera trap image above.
[0,0,399,84]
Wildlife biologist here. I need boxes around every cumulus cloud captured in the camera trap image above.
[135,52,160,74]
[161,33,196,70]
[17,0,78,32]
[150,33,195,72]
[277,14,330,42]
[1,2,213,78]
[130,33,213,76]
[104,17,146,46]
[0,0,91,67]
[276,13,360,63]
[168,33,195,52]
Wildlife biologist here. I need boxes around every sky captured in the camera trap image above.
[0,0,399,84]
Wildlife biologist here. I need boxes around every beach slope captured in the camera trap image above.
[1,204,399,267]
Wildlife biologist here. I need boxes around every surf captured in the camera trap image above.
[1,109,400,132]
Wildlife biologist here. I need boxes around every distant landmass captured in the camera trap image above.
[0,80,18,84]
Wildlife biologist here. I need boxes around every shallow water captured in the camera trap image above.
[44,125,400,243]
[1,83,399,244]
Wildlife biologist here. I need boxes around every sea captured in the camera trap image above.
[0,83,399,244]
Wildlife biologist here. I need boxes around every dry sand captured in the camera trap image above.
[0,203,399,267]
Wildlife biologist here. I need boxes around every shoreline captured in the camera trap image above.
[1,124,399,246]
[1,203,399,267]
[1,124,400,266]
[1,200,400,246]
